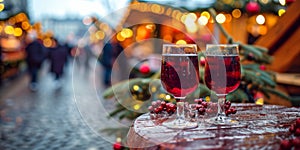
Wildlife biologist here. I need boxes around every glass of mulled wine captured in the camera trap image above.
[204,44,241,125]
[161,44,200,129]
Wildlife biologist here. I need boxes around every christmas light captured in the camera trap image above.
[256,15,265,25]
[176,40,187,44]
[216,13,226,24]
[278,9,286,16]
[4,26,14,34]
[0,3,4,12]
[201,11,210,19]
[279,0,286,6]
[231,9,242,18]
[14,28,23,37]
[198,16,208,26]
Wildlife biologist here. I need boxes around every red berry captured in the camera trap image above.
[290,124,296,133]
[154,108,160,114]
[202,102,208,108]
[148,106,154,112]
[151,101,157,106]
[295,128,300,136]
[296,118,300,128]
[293,138,300,148]
[224,104,230,110]
[231,108,237,114]
[225,101,231,107]
[225,110,230,116]
[280,140,292,150]
[139,64,150,74]
[161,101,166,107]
[198,108,206,115]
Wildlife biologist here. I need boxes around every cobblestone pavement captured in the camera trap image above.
[0,60,126,150]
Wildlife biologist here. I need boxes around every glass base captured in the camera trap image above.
[162,118,198,129]
[206,115,239,126]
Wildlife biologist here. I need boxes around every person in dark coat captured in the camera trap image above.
[99,36,124,87]
[48,38,68,88]
[25,35,46,91]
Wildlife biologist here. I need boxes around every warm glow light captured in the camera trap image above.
[165,95,171,100]
[133,85,140,91]
[186,13,197,22]
[133,104,141,110]
[120,28,133,38]
[4,26,14,34]
[278,9,286,16]
[117,32,125,41]
[21,22,30,30]
[0,3,4,12]
[43,38,52,48]
[176,40,187,44]
[216,13,226,24]
[150,4,162,14]
[256,15,265,25]
[198,16,208,26]
[225,14,232,22]
[201,11,210,19]
[14,27,23,36]
[95,30,105,40]
[279,0,286,6]
[232,9,242,18]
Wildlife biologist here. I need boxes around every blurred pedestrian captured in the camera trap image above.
[48,38,68,89]
[99,35,124,87]
[25,32,46,92]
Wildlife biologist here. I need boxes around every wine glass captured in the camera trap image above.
[161,44,200,129]
[204,44,241,125]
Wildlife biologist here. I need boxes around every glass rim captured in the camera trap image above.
[163,44,198,47]
[206,44,239,47]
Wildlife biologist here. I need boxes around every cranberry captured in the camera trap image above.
[161,101,166,107]
[293,137,300,148]
[225,109,231,116]
[225,101,231,106]
[295,128,300,136]
[280,140,292,150]
[296,118,300,128]
[290,124,296,133]
[148,106,154,112]
[201,102,208,108]
[224,104,231,110]
[154,108,160,114]
[231,108,237,114]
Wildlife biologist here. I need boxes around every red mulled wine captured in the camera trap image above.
[161,54,200,98]
[204,55,241,94]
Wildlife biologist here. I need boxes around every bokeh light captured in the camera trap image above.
[216,13,226,24]
[278,9,286,16]
[232,9,242,18]
[256,15,265,25]
[176,40,187,44]
[198,16,208,26]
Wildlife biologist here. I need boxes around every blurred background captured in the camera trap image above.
[0,0,299,149]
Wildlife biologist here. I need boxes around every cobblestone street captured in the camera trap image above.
[0,60,125,150]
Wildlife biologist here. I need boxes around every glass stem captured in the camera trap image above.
[176,98,185,121]
[217,96,226,117]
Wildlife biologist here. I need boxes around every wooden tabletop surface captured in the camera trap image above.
[126,103,300,149]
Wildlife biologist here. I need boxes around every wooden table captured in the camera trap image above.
[126,103,300,149]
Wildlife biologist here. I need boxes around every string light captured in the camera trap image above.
[232,9,242,18]
[216,13,226,24]
[278,9,286,16]
[256,15,265,25]
[176,40,187,44]
[198,16,208,26]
